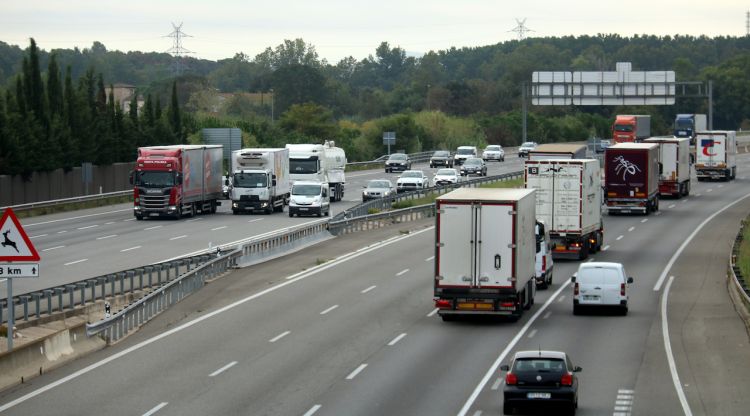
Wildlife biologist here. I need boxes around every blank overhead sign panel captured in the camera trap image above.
[532,62,675,105]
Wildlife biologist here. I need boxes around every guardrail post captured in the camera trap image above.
[77,282,87,306]
[137,268,144,290]
[118,272,125,295]
[43,289,53,315]
[96,277,106,299]
[19,295,30,321]
[55,288,64,312]
[145,266,153,288]
[65,285,76,311]
[109,274,116,298]
[128,271,135,294]
[157,266,163,284]
[31,293,41,319]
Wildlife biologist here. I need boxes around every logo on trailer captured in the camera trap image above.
[613,156,641,181]
[701,139,718,156]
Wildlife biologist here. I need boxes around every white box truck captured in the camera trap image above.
[229,148,291,214]
[434,188,537,321]
[528,144,588,160]
[524,159,603,260]
[695,131,737,181]
[644,137,691,197]
[286,141,347,201]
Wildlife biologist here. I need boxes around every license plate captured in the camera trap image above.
[583,295,599,300]
[457,302,493,310]
[621,210,630,213]
[527,392,551,399]
[299,208,308,211]
[149,213,159,217]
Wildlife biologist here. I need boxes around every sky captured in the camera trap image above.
[2,0,748,63]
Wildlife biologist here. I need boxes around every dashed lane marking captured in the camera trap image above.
[96,235,117,240]
[303,405,322,416]
[269,331,291,343]
[208,361,237,377]
[42,245,65,252]
[29,234,48,239]
[602,245,610,251]
[77,225,99,230]
[388,333,407,346]
[628,226,635,232]
[427,308,439,317]
[616,235,624,241]
[346,364,368,380]
[169,235,187,241]
[396,269,409,276]
[142,402,168,416]
[641,219,648,223]
[425,256,434,262]
[668,204,676,209]
[527,329,537,338]
[320,305,339,315]
[120,246,141,252]
[361,285,377,294]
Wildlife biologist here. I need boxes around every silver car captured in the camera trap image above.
[362,179,394,202]
[482,145,505,162]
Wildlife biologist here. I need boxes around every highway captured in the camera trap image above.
[1,152,749,415]
[5,155,526,297]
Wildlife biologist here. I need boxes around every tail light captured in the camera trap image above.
[542,255,546,272]
[560,373,573,386]
[435,299,452,309]
[500,302,515,308]
[621,283,626,296]
[506,373,518,385]
[574,283,579,296]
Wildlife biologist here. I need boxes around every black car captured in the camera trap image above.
[385,153,411,173]
[459,157,487,176]
[501,350,581,415]
[430,150,453,168]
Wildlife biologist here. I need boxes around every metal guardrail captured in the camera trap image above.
[730,221,750,304]
[345,151,434,167]
[329,204,437,235]
[1,190,131,212]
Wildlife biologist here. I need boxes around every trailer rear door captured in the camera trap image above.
[478,204,514,288]
[437,203,473,287]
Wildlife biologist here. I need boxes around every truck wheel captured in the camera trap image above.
[732,167,737,180]
[654,198,659,211]
[578,240,590,260]
[684,181,690,196]
[135,214,143,221]
[573,304,581,315]
[289,211,294,218]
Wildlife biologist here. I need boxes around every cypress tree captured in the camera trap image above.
[168,81,183,143]
[62,65,80,166]
[28,38,46,124]
[47,54,63,117]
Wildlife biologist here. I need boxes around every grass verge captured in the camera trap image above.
[13,195,133,219]
[738,221,750,279]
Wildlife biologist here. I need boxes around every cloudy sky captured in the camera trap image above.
[2,0,747,62]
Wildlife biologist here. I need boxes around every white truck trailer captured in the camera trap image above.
[524,159,603,260]
[433,188,537,321]
[286,141,347,201]
[695,131,737,181]
[528,143,588,161]
[229,148,291,214]
[644,137,691,197]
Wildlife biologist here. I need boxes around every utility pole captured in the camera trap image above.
[164,22,193,76]
[509,18,534,41]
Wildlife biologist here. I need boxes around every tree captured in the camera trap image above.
[279,103,338,140]
[271,64,328,114]
[168,81,183,142]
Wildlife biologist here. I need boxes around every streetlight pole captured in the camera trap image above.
[270,88,274,123]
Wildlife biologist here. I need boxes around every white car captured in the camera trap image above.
[518,141,538,158]
[482,145,505,162]
[454,146,478,166]
[397,170,429,193]
[432,168,460,187]
[572,262,633,315]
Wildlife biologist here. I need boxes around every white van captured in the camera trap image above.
[571,262,633,315]
[289,181,330,217]
[454,146,478,166]
[535,221,554,289]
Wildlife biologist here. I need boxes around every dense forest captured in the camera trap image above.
[2,34,750,176]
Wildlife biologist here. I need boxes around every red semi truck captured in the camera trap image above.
[131,145,224,220]
[612,115,651,144]
[604,143,660,215]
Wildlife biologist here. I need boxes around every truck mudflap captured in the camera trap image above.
[658,181,680,197]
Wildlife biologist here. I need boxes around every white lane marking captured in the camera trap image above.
[472,412,482,416]
[618,389,634,394]
[29,234,48,239]
[361,285,377,294]
[707,188,713,192]
[120,246,142,252]
[57,230,67,234]
[25,208,132,227]
[142,402,168,416]
[396,269,409,277]
[557,295,566,302]
[425,256,435,262]
[303,405,322,416]
[614,406,631,411]
[144,225,162,230]
[668,204,676,209]
[602,245,610,251]
[616,400,633,405]
[64,259,88,266]
[655,275,674,292]
[186,218,203,222]
[628,226,635,232]
[123,218,135,222]
[527,329,538,338]
[96,235,117,240]
[209,361,237,377]
[388,333,407,346]
[169,235,187,241]
[0,226,435,413]
[348,199,361,202]
[248,218,263,223]
[42,245,65,252]
[427,308,439,317]
[657,193,750,416]
[695,193,702,197]
[641,219,648,223]
[491,378,503,390]
[77,225,99,230]
[457,280,572,416]
[320,305,339,315]
[105,222,115,225]
[616,235,623,241]
[211,226,228,231]
[682,199,688,203]
[346,364,368,380]
[269,331,291,343]
[542,311,551,320]
[718,184,724,188]
[587,257,595,262]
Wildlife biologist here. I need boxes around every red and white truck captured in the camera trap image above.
[131,145,224,220]
[434,188,537,321]
[612,115,651,143]
[604,143,660,215]
[525,159,603,260]
[695,131,737,181]
[644,137,691,197]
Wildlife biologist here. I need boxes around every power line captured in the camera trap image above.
[164,22,193,75]
[509,18,534,41]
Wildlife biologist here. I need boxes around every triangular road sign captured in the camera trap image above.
[0,208,41,262]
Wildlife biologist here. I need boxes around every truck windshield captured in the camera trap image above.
[675,119,692,129]
[233,172,268,188]
[614,124,633,132]
[457,148,474,155]
[292,185,321,196]
[290,158,319,174]
[137,171,174,187]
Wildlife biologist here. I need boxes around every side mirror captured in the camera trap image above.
[500,364,510,372]
[627,277,634,284]
[129,171,134,185]
[175,173,183,185]
[573,366,582,373]
[272,179,277,186]
[224,178,229,186]
[571,275,577,283]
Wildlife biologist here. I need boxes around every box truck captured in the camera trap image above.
[286,141,346,201]
[528,144,588,161]
[643,137,691,197]
[525,159,603,260]
[604,143,660,215]
[695,131,737,181]
[433,188,537,321]
[674,114,707,164]
[131,145,223,220]
[612,115,651,143]
[229,148,291,214]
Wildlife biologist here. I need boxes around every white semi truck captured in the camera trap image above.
[695,131,737,181]
[524,159,603,260]
[644,137,691,197]
[433,188,537,321]
[229,148,291,214]
[286,141,347,201]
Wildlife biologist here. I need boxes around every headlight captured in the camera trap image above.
[363,191,367,196]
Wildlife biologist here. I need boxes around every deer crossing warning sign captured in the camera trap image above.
[0,208,41,262]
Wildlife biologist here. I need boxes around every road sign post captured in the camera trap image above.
[383,132,396,155]
[0,208,41,351]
